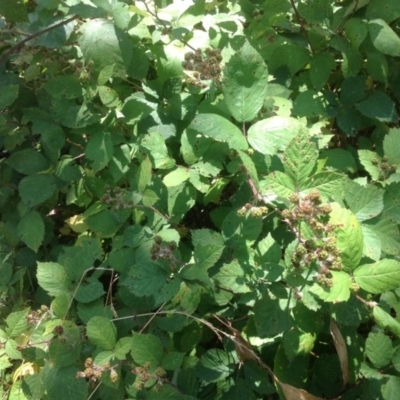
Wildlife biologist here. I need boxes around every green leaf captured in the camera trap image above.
[137,156,152,193]
[163,168,190,187]
[344,181,384,221]
[86,316,117,350]
[310,271,351,303]
[98,86,120,107]
[141,132,175,169]
[6,149,49,175]
[382,376,400,400]
[44,76,83,99]
[121,94,154,124]
[283,328,316,361]
[86,209,124,238]
[309,52,336,90]
[86,131,113,172]
[269,43,310,76]
[298,0,332,23]
[293,90,326,118]
[237,150,258,188]
[344,18,368,49]
[42,365,87,400]
[222,41,268,122]
[373,306,400,339]
[356,91,398,123]
[329,203,363,271]
[196,349,233,382]
[131,332,163,367]
[358,150,381,180]
[283,131,318,184]
[5,309,29,338]
[248,116,302,156]
[383,182,400,224]
[214,260,250,294]
[260,171,296,199]
[19,174,56,208]
[365,332,392,368]
[37,262,69,297]
[161,352,185,370]
[367,0,400,23]
[354,259,400,294]
[192,229,224,270]
[17,210,45,252]
[188,113,248,151]
[74,280,105,303]
[367,217,400,255]
[383,128,400,165]
[361,225,382,261]
[0,0,27,22]
[369,19,400,57]
[320,149,357,174]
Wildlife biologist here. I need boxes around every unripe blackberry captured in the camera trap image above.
[289,193,300,204]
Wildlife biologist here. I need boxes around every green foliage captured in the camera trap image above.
[1,0,400,399]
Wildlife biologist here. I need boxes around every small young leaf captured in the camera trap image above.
[354,259,400,294]
[86,316,117,350]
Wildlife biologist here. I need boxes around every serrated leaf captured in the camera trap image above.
[369,19,400,57]
[367,217,400,255]
[131,332,163,367]
[19,174,56,208]
[237,150,258,187]
[188,113,248,151]
[248,116,302,156]
[222,41,268,122]
[86,131,113,172]
[192,229,224,270]
[283,131,318,184]
[358,150,381,180]
[122,94,154,124]
[17,210,44,252]
[214,260,250,294]
[44,76,83,99]
[98,85,120,107]
[310,271,351,303]
[344,18,368,49]
[141,132,175,169]
[309,52,336,90]
[302,172,344,198]
[37,262,70,297]
[163,168,190,187]
[373,306,400,339]
[344,181,384,221]
[365,332,392,368]
[361,224,382,261]
[137,156,152,192]
[329,203,363,271]
[356,91,398,123]
[74,280,105,303]
[86,316,117,350]
[383,182,400,224]
[366,0,400,23]
[0,84,19,109]
[6,309,29,338]
[260,171,296,199]
[354,259,400,294]
[6,149,50,175]
[383,128,400,165]
[196,349,233,382]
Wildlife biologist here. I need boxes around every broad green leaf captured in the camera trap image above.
[354,259,400,294]
[74,280,105,303]
[383,182,400,224]
[60,103,100,128]
[365,332,392,368]
[222,41,268,122]
[373,306,400,339]
[356,91,398,123]
[298,0,332,23]
[222,211,263,245]
[309,52,336,90]
[42,365,87,400]
[131,332,163,367]
[137,156,152,193]
[0,84,19,110]
[187,113,248,151]
[393,347,400,373]
[383,128,400,165]
[79,19,131,69]
[121,94,154,124]
[163,168,190,187]
[19,174,56,208]
[358,150,381,180]
[260,171,296,199]
[0,0,27,22]
[301,172,344,198]
[5,309,29,338]
[44,76,82,99]
[213,260,250,294]
[382,376,400,400]
[330,35,363,77]
[283,328,316,361]
[344,18,368,49]
[86,209,124,238]
[329,203,363,271]
[344,181,384,221]
[320,149,357,174]
[17,210,44,252]
[86,131,113,172]
[6,149,49,175]
[196,349,233,382]
[310,271,351,303]
[367,0,400,23]
[141,132,175,169]
[369,19,400,57]
[49,322,81,367]
[161,352,185,370]
[37,262,69,297]
[361,225,382,261]
[283,131,318,184]
[181,129,211,165]
[269,43,310,76]
[367,217,400,255]
[248,116,302,156]
[86,316,117,350]
[366,51,388,84]
[293,90,326,118]
[98,86,120,107]
[167,183,196,222]
[192,229,224,270]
